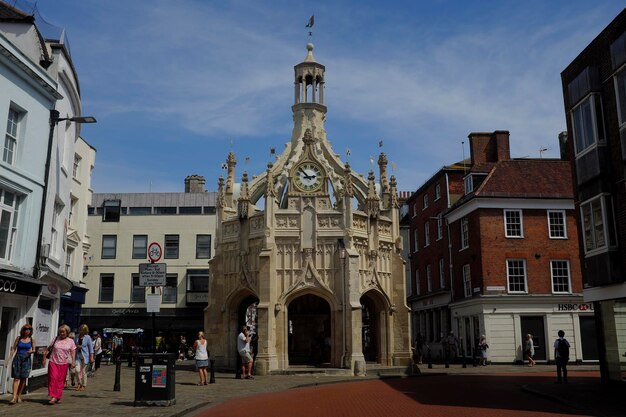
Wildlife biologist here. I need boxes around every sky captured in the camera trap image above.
[17,0,626,194]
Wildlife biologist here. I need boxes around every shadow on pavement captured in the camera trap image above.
[380,373,604,416]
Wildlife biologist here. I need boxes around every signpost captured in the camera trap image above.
[141,242,165,353]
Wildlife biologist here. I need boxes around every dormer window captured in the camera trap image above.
[464,174,487,195]
[464,175,474,194]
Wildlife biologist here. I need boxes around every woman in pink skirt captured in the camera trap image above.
[46,324,76,405]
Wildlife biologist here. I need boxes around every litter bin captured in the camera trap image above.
[134,353,176,406]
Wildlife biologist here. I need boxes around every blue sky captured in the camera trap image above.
[24,0,626,193]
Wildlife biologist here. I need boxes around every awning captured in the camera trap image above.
[103,328,144,334]
[0,269,42,297]
[39,268,73,294]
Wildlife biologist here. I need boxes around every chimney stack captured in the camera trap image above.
[468,130,510,166]
[184,175,206,193]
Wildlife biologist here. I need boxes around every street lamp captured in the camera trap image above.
[35,109,97,277]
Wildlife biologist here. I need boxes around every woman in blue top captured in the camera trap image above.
[9,324,35,405]
[75,324,94,391]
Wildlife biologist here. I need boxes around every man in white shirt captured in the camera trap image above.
[237,326,253,379]
[92,331,103,375]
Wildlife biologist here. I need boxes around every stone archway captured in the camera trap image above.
[360,290,388,364]
[287,293,331,366]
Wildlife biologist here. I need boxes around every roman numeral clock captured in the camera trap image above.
[294,162,323,192]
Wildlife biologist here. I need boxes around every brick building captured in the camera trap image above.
[560,8,626,382]
[405,162,465,358]
[408,131,594,363]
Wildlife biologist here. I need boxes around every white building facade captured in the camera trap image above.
[0,2,94,393]
[82,177,216,350]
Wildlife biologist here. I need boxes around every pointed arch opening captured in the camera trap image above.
[360,290,388,363]
[287,293,331,366]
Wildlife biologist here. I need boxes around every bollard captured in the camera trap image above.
[113,356,121,391]
[427,349,433,369]
[209,359,216,384]
[462,340,467,369]
[128,351,133,367]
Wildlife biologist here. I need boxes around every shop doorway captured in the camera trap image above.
[520,316,546,361]
[579,316,599,361]
[0,307,18,394]
[287,294,330,366]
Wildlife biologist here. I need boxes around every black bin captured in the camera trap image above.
[134,353,176,406]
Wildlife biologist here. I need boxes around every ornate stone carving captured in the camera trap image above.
[265,162,277,198]
[343,163,354,198]
[217,176,226,208]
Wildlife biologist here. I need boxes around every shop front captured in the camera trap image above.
[451,297,595,364]
[0,272,42,395]
[81,307,205,353]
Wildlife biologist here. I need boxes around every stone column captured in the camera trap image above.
[595,300,622,383]
[319,81,324,104]
[294,81,300,104]
[312,78,317,103]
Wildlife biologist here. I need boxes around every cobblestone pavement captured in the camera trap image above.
[0,362,608,417]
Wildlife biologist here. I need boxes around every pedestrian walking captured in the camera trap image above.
[112,331,123,362]
[554,329,570,384]
[46,324,76,405]
[8,324,35,405]
[178,335,187,361]
[237,325,254,379]
[194,331,209,385]
[92,331,103,375]
[411,334,424,365]
[525,334,536,367]
[75,324,94,391]
[478,335,489,366]
[446,331,459,363]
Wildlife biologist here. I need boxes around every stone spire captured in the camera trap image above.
[343,163,354,198]
[225,152,237,207]
[238,172,249,219]
[365,170,380,218]
[389,175,399,209]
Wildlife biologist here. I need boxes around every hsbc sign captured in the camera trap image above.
[556,303,594,312]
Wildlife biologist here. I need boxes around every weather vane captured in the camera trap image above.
[306,15,314,37]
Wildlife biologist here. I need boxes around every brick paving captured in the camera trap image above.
[0,361,616,417]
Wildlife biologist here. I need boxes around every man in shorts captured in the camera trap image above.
[238,326,253,379]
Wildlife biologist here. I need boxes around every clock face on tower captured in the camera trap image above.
[294,162,323,192]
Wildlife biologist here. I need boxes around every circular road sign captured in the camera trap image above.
[148,242,162,262]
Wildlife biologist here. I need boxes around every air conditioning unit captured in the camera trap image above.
[40,243,51,258]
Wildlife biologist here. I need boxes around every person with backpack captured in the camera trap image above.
[553,329,570,384]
